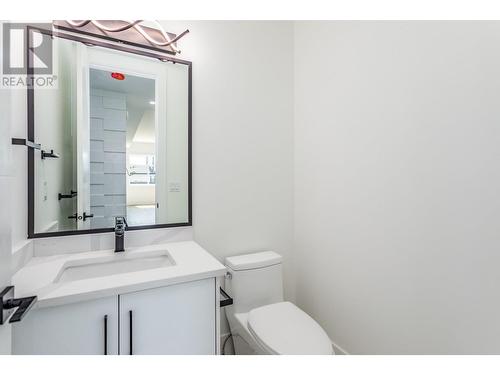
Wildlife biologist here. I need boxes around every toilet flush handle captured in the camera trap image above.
[1,286,37,324]
[219,288,233,307]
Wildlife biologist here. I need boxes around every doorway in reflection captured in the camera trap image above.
[89,68,156,228]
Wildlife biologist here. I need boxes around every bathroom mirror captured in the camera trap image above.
[28,28,192,237]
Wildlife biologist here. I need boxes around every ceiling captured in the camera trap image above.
[90,68,156,145]
[89,68,155,107]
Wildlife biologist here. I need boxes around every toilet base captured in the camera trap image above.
[232,334,258,355]
[226,312,271,355]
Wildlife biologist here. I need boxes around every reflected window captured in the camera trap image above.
[128,154,156,185]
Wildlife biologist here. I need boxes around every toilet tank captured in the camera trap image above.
[225,251,284,314]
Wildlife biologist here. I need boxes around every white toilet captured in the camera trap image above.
[224,251,334,355]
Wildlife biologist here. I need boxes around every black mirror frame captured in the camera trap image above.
[26,25,192,238]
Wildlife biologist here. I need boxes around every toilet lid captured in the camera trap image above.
[247,302,333,355]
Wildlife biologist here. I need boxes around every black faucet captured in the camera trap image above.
[114,216,128,252]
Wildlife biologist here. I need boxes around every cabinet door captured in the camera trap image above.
[12,296,118,355]
[119,278,216,354]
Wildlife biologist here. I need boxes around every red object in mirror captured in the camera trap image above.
[111,72,125,80]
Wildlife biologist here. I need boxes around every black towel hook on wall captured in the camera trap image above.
[12,138,60,160]
[58,190,77,200]
[41,149,60,160]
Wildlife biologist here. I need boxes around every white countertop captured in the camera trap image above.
[12,241,227,309]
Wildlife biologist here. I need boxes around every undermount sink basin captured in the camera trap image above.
[55,249,175,283]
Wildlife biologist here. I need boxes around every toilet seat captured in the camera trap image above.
[247,302,333,355]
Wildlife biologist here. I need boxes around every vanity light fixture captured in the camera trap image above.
[63,20,189,54]
[149,101,155,105]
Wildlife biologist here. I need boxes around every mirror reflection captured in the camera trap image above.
[33,36,190,234]
[90,68,156,228]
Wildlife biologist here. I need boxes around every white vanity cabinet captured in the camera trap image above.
[12,296,119,355]
[12,278,217,355]
[119,278,215,354]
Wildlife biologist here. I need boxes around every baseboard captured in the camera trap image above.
[332,340,349,355]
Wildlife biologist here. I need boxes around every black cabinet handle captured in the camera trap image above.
[104,315,108,355]
[67,213,78,221]
[82,212,94,221]
[129,310,133,355]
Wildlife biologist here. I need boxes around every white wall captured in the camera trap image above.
[164,62,189,224]
[0,32,13,351]
[294,21,500,354]
[132,109,155,143]
[34,37,76,232]
[159,21,295,302]
[10,77,28,251]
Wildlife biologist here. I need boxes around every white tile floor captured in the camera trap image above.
[126,205,155,226]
